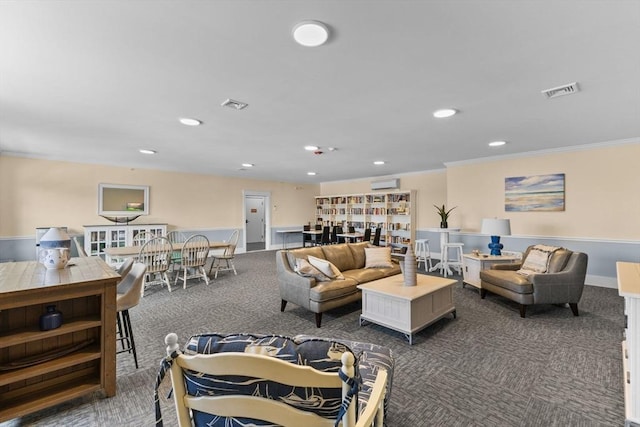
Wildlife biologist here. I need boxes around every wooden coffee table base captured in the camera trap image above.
[358,274,457,345]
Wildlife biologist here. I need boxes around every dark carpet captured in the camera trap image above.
[2,250,626,426]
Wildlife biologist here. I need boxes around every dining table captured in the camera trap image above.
[337,232,364,243]
[302,229,323,247]
[104,240,230,263]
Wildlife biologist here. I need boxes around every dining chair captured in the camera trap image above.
[332,226,344,244]
[166,230,188,271]
[303,225,313,247]
[363,228,372,243]
[320,226,331,245]
[132,230,155,247]
[348,226,356,234]
[372,228,382,246]
[314,224,323,245]
[138,236,173,296]
[116,262,147,368]
[72,236,88,257]
[209,229,239,278]
[174,234,210,289]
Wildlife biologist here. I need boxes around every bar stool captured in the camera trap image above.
[441,242,464,277]
[415,239,433,271]
[116,262,147,368]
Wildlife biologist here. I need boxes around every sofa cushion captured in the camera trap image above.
[480,270,533,294]
[294,258,332,282]
[348,242,370,269]
[310,277,359,302]
[364,247,393,268]
[182,333,356,426]
[321,243,357,272]
[286,246,326,269]
[308,255,344,280]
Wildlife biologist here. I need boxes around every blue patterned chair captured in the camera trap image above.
[155,332,393,427]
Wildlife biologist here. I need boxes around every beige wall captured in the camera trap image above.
[446,142,640,240]
[3,141,638,241]
[0,156,319,237]
[320,170,448,230]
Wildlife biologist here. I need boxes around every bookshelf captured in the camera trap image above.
[315,190,415,248]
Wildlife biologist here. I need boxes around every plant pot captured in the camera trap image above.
[440,221,448,228]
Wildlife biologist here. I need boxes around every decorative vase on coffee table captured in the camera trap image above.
[403,244,417,286]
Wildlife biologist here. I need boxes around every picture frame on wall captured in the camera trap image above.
[505,173,565,212]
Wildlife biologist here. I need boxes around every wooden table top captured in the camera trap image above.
[357,274,456,300]
[0,257,119,295]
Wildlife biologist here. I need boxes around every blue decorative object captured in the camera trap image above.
[488,235,504,256]
[39,305,63,331]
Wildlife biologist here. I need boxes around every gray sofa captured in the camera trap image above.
[479,245,588,318]
[276,242,401,327]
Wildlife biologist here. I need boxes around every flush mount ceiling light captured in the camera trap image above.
[139,149,156,154]
[241,163,254,168]
[488,140,507,147]
[304,145,319,151]
[373,161,385,165]
[221,99,248,110]
[293,20,329,47]
[433,108,457,118]
[307,171,317,176]
[179,117,202,126]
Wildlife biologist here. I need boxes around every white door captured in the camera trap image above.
[245,196,265,243]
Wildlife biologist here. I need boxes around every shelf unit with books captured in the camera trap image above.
[315,190,415,249]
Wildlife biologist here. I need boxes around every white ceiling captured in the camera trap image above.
[1,0,639,183]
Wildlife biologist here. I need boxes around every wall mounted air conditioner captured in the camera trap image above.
[371,178,399,191]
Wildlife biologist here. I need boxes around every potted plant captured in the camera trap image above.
[434,204,457,228]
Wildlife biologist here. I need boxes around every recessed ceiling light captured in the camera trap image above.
[179,117,202,126]
[373,161,385,165]
[488,140,507,147]
[292,21,329,47]
[304,145,319,151]
[139,149,156,154]
[307,172,317,176]
[433,109,457,118]
[242,163,254,168]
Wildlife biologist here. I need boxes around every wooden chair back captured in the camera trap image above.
[163,333,387,427]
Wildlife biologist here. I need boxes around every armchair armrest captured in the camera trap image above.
[490,262,522,271]
[276,250,315,309]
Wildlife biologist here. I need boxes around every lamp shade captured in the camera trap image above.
[481,218,511,236]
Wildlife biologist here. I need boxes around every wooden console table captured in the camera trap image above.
[0,257,119,422]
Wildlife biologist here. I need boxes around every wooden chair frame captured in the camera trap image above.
[164,334,387,427]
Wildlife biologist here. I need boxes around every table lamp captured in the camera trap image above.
[481,218,511,256]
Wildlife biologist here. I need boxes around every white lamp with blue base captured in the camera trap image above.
[481,218,511,256]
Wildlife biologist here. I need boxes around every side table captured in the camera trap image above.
[462,253,520,290]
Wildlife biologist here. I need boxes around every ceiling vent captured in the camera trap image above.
[541,82,579,99]
[221,99,248,110]
[371,178,399,191]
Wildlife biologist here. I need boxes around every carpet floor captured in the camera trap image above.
[1,250,626,426]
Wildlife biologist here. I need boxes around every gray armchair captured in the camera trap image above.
[479,245,588,318]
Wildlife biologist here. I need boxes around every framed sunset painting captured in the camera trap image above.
[505,173,565,212]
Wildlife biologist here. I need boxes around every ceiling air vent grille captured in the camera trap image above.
[221,99,248,110]
[541,82,579,99]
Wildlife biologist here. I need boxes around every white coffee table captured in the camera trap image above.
[357,274,457,344]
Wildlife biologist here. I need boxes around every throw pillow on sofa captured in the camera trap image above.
[518,244,561,275]
[364,246,393,268]
[294,258,331,282]
[308,255,345,280]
